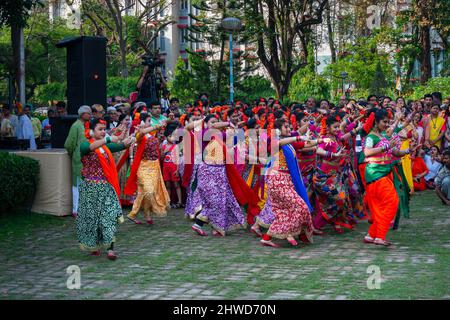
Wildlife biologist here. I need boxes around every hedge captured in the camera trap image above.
[0,152,40,213]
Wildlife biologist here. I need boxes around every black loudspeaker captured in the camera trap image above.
[56,36,107,115]
[50,116,78,148]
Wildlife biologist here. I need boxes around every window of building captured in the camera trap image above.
[160,31,166,51]
[181,0,189,11]
[180,28,188,44]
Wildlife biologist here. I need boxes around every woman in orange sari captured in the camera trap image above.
[363,109,410,246]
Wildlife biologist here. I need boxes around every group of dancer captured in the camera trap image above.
[66,94,450,259]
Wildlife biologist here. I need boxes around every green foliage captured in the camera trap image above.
[404,77,450,100]
[0,0,42,27]
[235,75,275,102]
[30,76,141,104]
[31,82,66,105]
[107,76,139,97]
[169,56,214,104]
[323,34,395,99]
[288,72,331,102]
[369,61,389,97]
[0,152,39,213]
[0,12,80,100]
[288,44,331,102]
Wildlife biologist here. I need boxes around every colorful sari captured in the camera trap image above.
[262,145,313,240]
[364,133,399,240]
[313,136,353,229]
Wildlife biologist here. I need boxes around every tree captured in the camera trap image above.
[186,0,257,101]
[80,0,173,78]
[170,55,214,104]
[0,0,42,103]
[288,44,330,102]
[242,0,328,99]
[369,61,388,96]
[323,33,394,98]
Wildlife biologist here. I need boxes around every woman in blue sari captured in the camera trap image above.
[256,119,327,247]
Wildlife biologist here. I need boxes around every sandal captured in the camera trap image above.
[126,216,142,225]
[107,250,117,261]
[260,239,279,248]
[287,237,298,246]
[363,235,375,244]
[299,233,311,244]
[212,230,225,237]
[250,226,262,238]
[146,219,153,225]
[312,228,324,235]
[90,250,100,256]
[192,225,207,236]
[374,238,392,247]
[334,226,344,234]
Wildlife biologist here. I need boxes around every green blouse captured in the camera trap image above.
[80,141,126,157]
[364,133,393,184]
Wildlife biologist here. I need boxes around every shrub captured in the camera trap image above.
[0,152,40,213]
[107,76,139,97]
[32,82,67,105]
[404,77,450,100]
[235,75,276,102]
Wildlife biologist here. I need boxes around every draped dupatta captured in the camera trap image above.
[123,134,149,196]
[89,139,120,199]
[281,144,314,213]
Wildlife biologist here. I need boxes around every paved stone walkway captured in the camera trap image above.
[0,191,449,299]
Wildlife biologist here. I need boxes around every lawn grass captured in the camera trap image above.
[0,190,448,300]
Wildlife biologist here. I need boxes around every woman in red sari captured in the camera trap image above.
[411,147,429,191]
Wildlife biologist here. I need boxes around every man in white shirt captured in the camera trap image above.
[17,105,36,150]
[107,106,119,129]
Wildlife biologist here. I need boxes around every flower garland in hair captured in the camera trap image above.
[290,114,297,131]
[363,111,375,134]
[84,121,91,139]
[387,109,393,119]
[320,116,327,136]
[179,114,187,127]
[266,113,275,137]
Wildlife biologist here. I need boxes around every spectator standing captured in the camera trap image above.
[92,104,105,119]
[17,104,36,150]
[0,107,14,138]
[160,90,170,114]
[425,104,446,149]
[24,105,42,141]
[56,101,67,117]
[107,106,119,129]
[64,106,92,218]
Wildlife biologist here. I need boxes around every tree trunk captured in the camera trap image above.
[119,37,128,78]
[216,38,226,101]
[273,77,290,100]
[11,25,26,104]
[419,25,432,84]
[326,2,336,63]
[405,57,415,84]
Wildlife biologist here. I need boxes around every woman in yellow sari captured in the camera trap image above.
[425,104,446,150]
[124,114,170,225]
[397,112,418,194]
